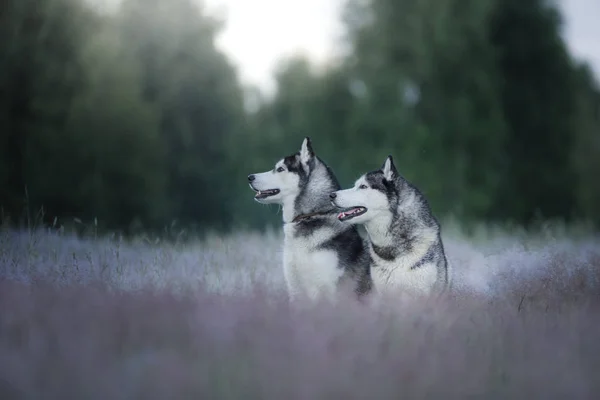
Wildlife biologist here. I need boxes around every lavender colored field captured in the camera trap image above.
[1,225,600,399]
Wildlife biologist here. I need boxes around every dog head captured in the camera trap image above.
[247,137,321,205]
[330,155,402,224]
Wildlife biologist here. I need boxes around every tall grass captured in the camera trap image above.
[1,224,599,398]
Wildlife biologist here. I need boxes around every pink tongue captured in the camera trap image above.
[337,212,345,219]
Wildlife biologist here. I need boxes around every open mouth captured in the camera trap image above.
[252,188,280,200]
[337,207,367,221]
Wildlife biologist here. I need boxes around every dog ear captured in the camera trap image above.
[381,155,398,181]
[299,137,314,165]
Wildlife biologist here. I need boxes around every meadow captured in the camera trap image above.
[1,221,600,399]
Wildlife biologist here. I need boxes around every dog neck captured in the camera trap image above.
[363,213,395,248]
[290,209,335,223]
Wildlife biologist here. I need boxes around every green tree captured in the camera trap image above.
[487,0,580,223]
[60,19,167,231]
[341,0,506,219]
[0,0,95,224]
[117,0,246,231]
[571,64,600,225]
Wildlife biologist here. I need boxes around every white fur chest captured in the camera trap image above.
[369,247,438,295]
[282,223,344,301]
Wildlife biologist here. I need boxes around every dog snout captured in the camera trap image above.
[248,174,255,182]
[329,192,337,200]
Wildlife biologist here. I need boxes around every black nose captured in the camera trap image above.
[329,192,337,200]
[248,175,255,182]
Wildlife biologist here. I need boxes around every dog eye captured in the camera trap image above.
[276,167,285,172]
[359,184,367,189]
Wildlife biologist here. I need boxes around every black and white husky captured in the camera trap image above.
[247,137,373,301]
[330,155,450,296]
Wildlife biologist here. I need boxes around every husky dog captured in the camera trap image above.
[247,137,372,301]
[330,155,450,296]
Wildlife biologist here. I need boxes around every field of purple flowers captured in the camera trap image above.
[1,223,600,399]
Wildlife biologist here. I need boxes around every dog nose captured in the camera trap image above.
[248,175,255,182]
[329,192,337,200]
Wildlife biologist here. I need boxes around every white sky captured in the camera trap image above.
[561,0,600,74]
[98,0,599,95]
[203,0,346,96]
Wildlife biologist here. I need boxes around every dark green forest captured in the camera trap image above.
[1,0,599,236]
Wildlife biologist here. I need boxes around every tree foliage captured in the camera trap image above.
[1,0,599,234]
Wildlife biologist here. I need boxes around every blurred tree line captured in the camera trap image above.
[1,0,599,235]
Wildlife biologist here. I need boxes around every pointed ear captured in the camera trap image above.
[299,136,314,164]
[381,155,398,181]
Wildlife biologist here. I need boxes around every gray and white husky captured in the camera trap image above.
[247,137,373,301]
[330,155,450,296]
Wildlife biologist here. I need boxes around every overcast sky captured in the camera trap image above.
[97,0,599,95]
[561,1,600,71]
[203,0,344,94]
